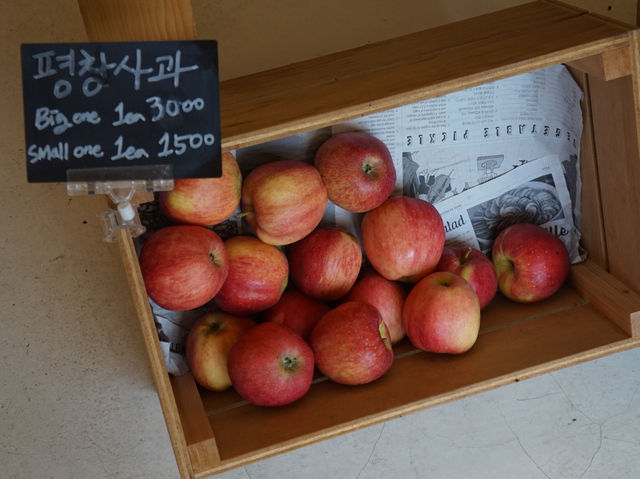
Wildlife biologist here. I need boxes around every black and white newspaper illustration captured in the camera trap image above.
[332,64,584,263]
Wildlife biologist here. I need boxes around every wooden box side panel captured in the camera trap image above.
[219,1,631,150]
[588,31,640,294]
[566,65,608,268]
[117,230,196,479]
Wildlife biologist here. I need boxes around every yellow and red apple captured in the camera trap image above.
[186,312,256,391]
[361,196,445,283]
[314,132,396,213]
[241,160,327,245]
[214,235,289,315]
[403,271,481,354]
[436,245,498,309]
[492,223,570,302]
[139,225,229,311]
[227,322,315,406]
[310,301,394,385]
[288,227,362,301]
[263,289,331,341]
[158,151,242,226]
[342,270,407,345]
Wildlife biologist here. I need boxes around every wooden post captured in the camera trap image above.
[78,0,197,41]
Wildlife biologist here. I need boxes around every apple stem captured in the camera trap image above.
[282,355,297,371]
[463,247,473,262]
[362,163,374,175]
[209,252,217,264]
[378,321,393,352]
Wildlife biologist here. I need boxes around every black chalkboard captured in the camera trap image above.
[21,41,221,183]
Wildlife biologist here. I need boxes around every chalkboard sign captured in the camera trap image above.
[21,41,221,183]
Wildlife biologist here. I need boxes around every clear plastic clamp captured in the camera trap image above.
[67,165,174,242]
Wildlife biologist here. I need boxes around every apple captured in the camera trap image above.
[310,301,394,385]
[436,245,498,309]
[288,227,362,301]
[227,321,315,406]
[263,289,331,341]
[139,225,229,311]
[186,312,256,391]
[492,223,570,303]
[314,131,396,213]
[343,270,407,345]
[241,160,328,245]
[158,151,242,226]
[361,196,445,283]
[214,235,289,315]
[402,271,481,354]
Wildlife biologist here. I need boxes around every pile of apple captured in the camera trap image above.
[138,132,571,407]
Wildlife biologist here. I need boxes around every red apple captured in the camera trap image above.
[139,225,228,311]
[343,270,407,345]
[288,227,362,301]
[436,245,498,309]
[402,271,481,354]
[310,301,394,385]
[263,289,331,341]
[241,160,328,245]
[214,235,289,315]
[158,151,242,226]
[361,196,445,283]
[186,312,256,391]
[492,223,570,303]
[227,321,315,406]
[314,131,396,213]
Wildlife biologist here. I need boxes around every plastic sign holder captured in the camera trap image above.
[66,165,173,242]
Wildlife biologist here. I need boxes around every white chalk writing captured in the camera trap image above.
[24,42,219,180]
[31,47,200,97]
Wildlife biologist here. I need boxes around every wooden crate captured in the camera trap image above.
[87,1,640,477]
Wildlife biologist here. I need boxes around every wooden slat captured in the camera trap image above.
[219,2,631,150]
[565,65,609,269]
[171,373,217,446]
[201,287,632,466]
[570,260,640,336]
[171,373,220,475]
[589,49,640,293]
